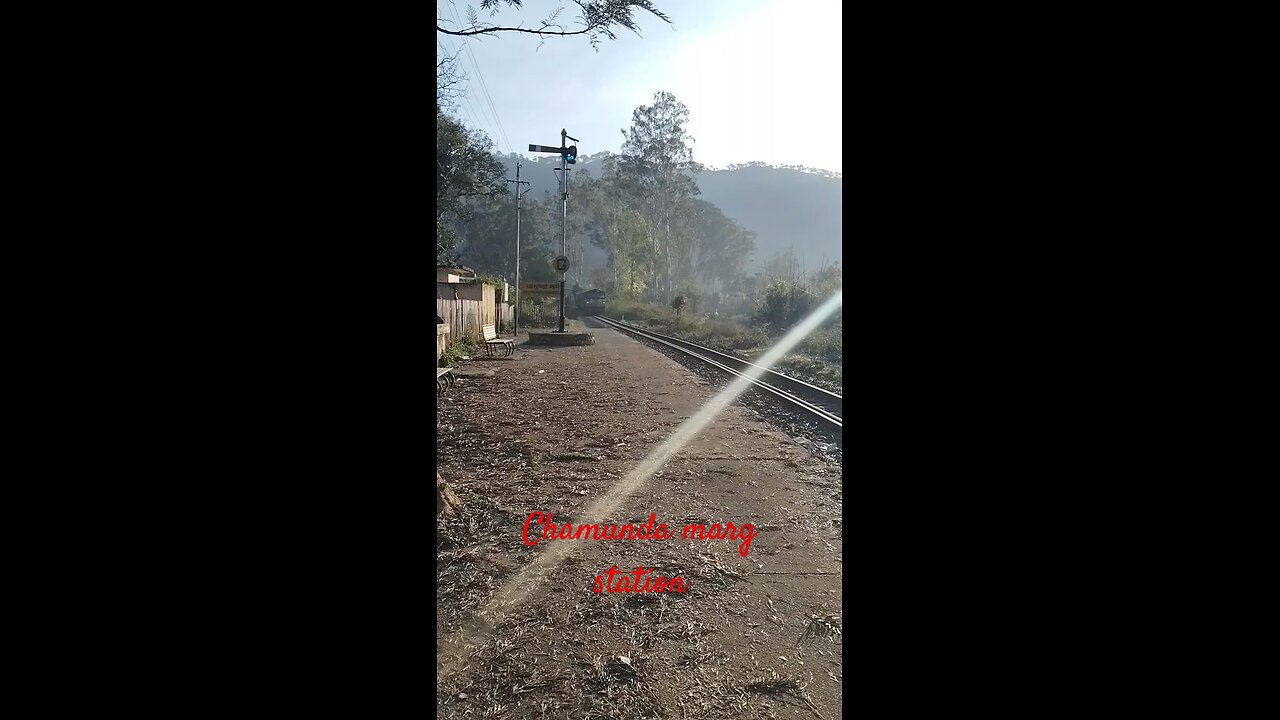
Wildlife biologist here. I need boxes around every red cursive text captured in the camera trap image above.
[522,512,673,546]
[592,565,687,593]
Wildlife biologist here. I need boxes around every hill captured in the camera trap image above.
[495,154,842,274]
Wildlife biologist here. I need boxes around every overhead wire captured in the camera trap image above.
[446,0,511,151]
[446,0,514,154]
[439,34,494,141]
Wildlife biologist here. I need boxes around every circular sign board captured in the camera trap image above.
[553,255,570,273]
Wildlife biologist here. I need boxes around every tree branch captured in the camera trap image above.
[437,22,592,37]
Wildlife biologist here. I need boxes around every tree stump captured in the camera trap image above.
[437,472,462,518]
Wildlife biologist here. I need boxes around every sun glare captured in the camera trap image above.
[439,290,843,663]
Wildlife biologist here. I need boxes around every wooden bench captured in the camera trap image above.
[437,367,455,395]
[481,324,514,357]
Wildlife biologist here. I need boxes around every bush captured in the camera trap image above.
[729,325,771,351]
[679,316,770,354]
[797,325,842,362]
[755,281,816,332]
[440,336,477,367]
[609,298,677,328]
[519,296,560,328]
[608,299,770,354]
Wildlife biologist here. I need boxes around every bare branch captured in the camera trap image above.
[436,22,592,38]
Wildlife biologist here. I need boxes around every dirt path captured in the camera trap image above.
[437,328,843,719]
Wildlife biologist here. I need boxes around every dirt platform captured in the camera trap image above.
[437,327,843,719]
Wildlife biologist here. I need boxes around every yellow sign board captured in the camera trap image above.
[519,282,562,296]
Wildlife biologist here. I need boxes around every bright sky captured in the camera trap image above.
[437,0,842,174]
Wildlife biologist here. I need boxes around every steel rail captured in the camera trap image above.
[593,315,842,431]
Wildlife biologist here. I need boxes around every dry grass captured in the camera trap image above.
[742,669,824,718]
[437,335,842,719]
[803,614,842,643]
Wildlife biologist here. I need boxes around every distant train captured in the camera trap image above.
[570,289,606,317]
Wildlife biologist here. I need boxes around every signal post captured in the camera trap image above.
[528,129,578,333]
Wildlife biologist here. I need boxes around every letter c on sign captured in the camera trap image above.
[522,512,544,547]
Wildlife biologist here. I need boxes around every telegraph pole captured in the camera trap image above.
[506,163,530,334]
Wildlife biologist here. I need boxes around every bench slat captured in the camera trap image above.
[480,324,514,357]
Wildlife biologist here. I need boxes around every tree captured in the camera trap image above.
[810,261,842,299]
[617,91,702,295]
[449,193,562,283]
[674,285,704,318]
[437,1,671,50]
[602,207,654,296]
[515,198,560,282]
[762,249,802,282]
[437,216,460,267]
[437,110,507,263]
[450,192,519,277]
[559,170,601,288]
[670,294,685,321]
[437,41,466,111]
[692,199,756,291]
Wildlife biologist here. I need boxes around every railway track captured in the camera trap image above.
[592,315,842,432]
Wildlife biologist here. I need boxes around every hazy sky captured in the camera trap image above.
[437,0,842,174]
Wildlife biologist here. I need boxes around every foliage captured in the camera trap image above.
[614,91,702,296]
[745,252,842,332]
[683,317,770,353]
[774,352,842,391]
[796,325,841,363]
[435,79,840,345]
[437,1,671,50]
[605,296,839,390]
[808,260,842,313]
[755,280,815,331]
[692,200,755,290]
[487,154,842,281]
[437,110,507,263]
[437,216,459,267]
[762,250,802,282]
[597,205,654,297]
[676,285,702,316]
[477,273,507,290]
[607,296,675,326]
[519,295,561,328]
[440,336,478,367]
[447,189,562,283]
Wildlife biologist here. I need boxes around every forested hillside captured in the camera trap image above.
[438,88,841,336]
[490,155,843,274]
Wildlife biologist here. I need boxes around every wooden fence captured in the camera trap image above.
[436,282,496,342]
[437,324,450,362]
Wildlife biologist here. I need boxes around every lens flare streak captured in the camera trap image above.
[440,290,843,660]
